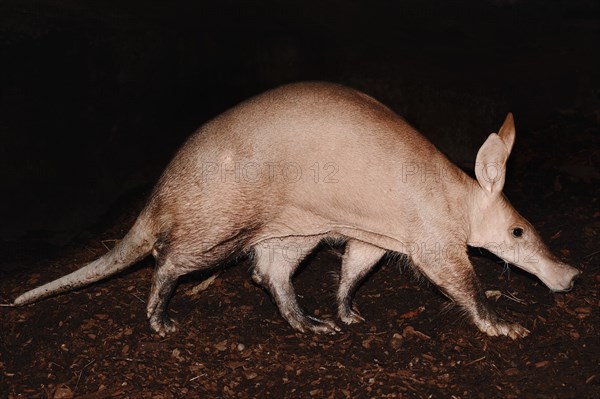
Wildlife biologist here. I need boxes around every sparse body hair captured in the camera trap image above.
[11,82,580,339]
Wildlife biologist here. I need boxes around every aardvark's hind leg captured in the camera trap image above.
[337,239,386,324]
[251,236,340,334]
[147,256,181,337]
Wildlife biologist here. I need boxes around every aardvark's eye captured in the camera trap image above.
[511,227,524,238]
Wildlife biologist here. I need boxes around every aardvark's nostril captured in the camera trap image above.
[565,270,581,291]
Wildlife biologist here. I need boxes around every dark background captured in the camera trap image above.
[1,2,599,397]
[1,0,599,249]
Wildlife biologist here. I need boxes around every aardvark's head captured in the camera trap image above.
[467,113,580,292]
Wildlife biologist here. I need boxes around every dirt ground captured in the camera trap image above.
[1,0,599,397]
[1,125,599,399]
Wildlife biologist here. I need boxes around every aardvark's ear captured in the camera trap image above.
[474,113,517,194]
[498,112,516,155]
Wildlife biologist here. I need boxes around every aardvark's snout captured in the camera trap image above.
[545,264,581,293]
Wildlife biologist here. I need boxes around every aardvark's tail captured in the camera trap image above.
[13,212,155,306]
